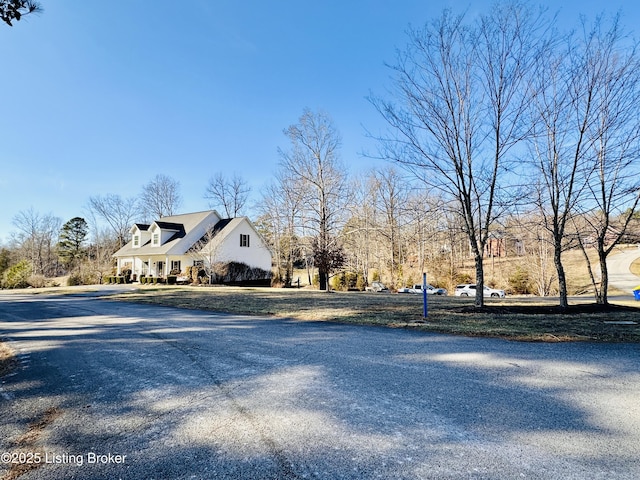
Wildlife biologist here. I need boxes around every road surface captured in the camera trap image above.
[1,292,639,479]
[607,248,640,294]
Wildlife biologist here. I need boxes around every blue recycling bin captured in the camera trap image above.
[634,289,640,301]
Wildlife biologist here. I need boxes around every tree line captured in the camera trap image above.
[2,1,639,309]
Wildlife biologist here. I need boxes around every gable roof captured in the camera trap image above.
[132,223,150,232]
[186,217,242,254]
[113,210,221,257]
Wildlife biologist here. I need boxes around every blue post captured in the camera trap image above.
[422,272,428,318]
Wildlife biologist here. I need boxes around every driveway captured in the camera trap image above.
[607,248,640,294]
[1,293,639,479]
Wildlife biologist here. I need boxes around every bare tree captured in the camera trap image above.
[340,176,378,286]
[526,15,640,308]
[188,223,222,284]
[87,194,139,247]
[572,15,640,305]
[204,172,250,218]
[279,108,349,291]
[371,167,411,288]
[259,171,305,286]
[85,226,119,284]
[11,208,61,276]
[371,2,545,306]
[140,174,182,220]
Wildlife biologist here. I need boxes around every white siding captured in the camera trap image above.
[215,220,272,271]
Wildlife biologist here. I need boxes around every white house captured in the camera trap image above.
[112,210,272,279]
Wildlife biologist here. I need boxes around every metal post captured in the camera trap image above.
[422,272,428,318]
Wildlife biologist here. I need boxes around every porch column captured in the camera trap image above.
[165,256,169,276]
[116,258,121,275]
[148,257,152,276]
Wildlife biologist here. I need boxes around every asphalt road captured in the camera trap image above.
[607,248,640,294]
[1,293,639,479]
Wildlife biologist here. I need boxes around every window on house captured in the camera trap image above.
[194,260,204,267]
[240,234,250,247]
[133,235,139,247]
[153,233,159,245]
[171,260,181,273]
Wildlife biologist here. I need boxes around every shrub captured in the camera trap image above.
[210,262,272,284]
[508,265,533,294]
[331,272,347,291]
[28,274,46,288]
[2,260,32,289]
[454,272,473,285]
[67,274,82,286]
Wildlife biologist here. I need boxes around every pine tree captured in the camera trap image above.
[58,217,88,271]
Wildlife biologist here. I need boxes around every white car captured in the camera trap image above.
[398,284,448,295]
[365,281,389,292]
[454,284,505,298]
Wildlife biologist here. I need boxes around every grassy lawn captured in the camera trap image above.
[108,286,640,343]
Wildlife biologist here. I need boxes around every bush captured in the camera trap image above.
[210,261,272,284]
[332,271,365,291]
[453,272,473,285]
[28,274,46,288]
[508,265,533,294]
[331,272,347,291]
[2,260,32,289]
[67,274,82,286]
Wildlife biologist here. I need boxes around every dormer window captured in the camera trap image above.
[133,235,139,247]
[153,233,160,246]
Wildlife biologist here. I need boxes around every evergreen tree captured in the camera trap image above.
[58,217,88,271]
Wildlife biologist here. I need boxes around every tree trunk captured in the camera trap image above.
[554,241,569,309]
[319,270,328,291]
[597,251,608,305]
[474,251,485,308]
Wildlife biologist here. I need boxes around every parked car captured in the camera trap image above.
[398,284,448,295]
[454,284,505,298]
[365,281,389,292]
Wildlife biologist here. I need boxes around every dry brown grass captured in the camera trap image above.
[109,286,640,343]
[0,341,17,377]
[630,257,640,277]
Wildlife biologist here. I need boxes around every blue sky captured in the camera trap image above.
[1,0,639,243]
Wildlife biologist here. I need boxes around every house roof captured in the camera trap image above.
[154,221,184,231]
[133,223,150,231]
[186,217,242,254]
[113,210,221,257]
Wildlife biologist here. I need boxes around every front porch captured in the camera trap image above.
[116,256,185,280]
